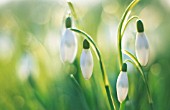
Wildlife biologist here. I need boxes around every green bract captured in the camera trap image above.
[83,39,90,49]
[122,63,127,72]
[65,17,72,28]
[137,20,144,32]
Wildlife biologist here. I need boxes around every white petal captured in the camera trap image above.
[80,49,93,80]
[135,32,149,66]
[60,29,77,63]
[116,71,129,103]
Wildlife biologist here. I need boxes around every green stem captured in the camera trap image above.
[67,2,118,109]
[119,101,126,110]
[70,28,119,110]
[117,2,139,108]
[121,16,139,36]
[122,50,153,110]
[117,0,140,70]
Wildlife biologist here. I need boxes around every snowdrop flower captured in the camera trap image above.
[80,39,94,80]
[116,63,129,103]
[135,20,149,66]
[60,17,77,63]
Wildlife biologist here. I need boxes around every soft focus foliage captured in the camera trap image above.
[0,0,169,110]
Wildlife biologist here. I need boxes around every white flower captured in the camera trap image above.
[80,39,93,80]
[116,63,129,103]
[60,29,77,63]
[135,32,149,66]
[135,20,149,66]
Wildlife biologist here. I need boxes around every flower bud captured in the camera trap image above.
[80,39,93,79]
[116,63,129,103]
[60,29,77,63]
[135,20,149,66]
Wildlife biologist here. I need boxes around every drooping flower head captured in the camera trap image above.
[60,17,78,63]
[80,39,93,80]
[116,63,129,103]
[135,20,149,66]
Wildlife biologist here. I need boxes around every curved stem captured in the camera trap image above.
[67,2,118,109]
[121,16,139,37]
[124,59,136,66]
[117,0,140,70]
[70,28,107,84]
[122,50,153,110]
[70,28,119,110]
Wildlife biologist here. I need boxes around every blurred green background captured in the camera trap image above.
[0,0,169,110]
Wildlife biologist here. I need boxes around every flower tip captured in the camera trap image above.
[82,71,92,80]
[137,19,144,33]
[122,63,127,72]
[84,77,90,80]
[65,17,72,28]
[83,39,90,49]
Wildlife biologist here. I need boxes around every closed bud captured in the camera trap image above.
[116,63,129,103]
[80,39,93,79]
[60,29,77,63]
[135,20,149,66]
